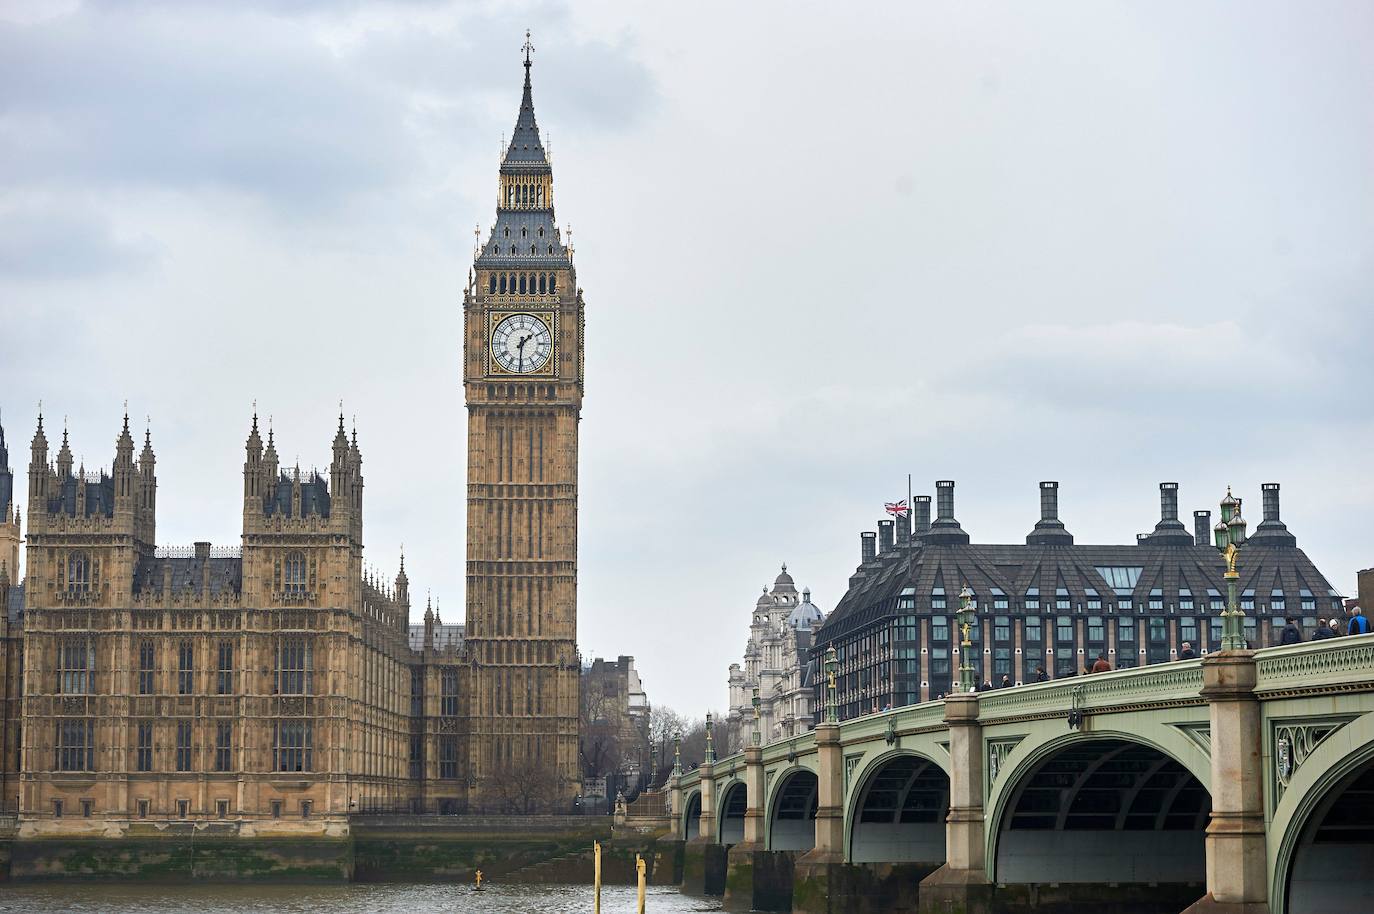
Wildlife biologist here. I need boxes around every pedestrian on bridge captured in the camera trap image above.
[1091,654,1112,674]
[1000,675,1013,689]
[1034,665,1049,682]
[1314,619,1339,640]
[1280,617,1304,645]
[1348,607,1369,636]
[1179,642,1195,659]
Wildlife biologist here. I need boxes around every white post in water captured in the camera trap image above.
[593,841,602,914]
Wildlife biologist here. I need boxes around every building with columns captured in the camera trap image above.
[726,566,825,751]
[814,479,1343,718]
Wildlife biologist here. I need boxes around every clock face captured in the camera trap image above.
[491,313,553,374]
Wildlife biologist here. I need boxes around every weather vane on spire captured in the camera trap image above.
[522,29,534,67]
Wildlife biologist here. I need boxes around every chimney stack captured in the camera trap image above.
[1145,482,1194,546]
[860,531,876,564]
[878,519,895,554]
[1194,510,1211,547]
[936,480,955,520]
[1026,481,1073,546]
[913,496,931,535]
[1160,482,1180,522]
[895,511,911,547]
[1249,482,1297,547]
[925,480,970,545]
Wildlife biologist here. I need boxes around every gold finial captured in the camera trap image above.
[1223,542,1240,577]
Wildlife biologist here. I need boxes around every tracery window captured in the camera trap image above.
[216,641,233,695]
[274,721,312,772]
[276,638,312,695]
[56,719,94,771]
[283,552,306,597]
[175,721,193,771]
[177,640,194,695]
[59,638,94,694]
[67,551,91,593]
[138,640,155,695]
[441,668,459,716]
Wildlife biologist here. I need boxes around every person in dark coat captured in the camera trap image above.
[1179,642,1195,660]
[1090,654,1111,674]
[1000,675,1013,688]
[1313,619,1339,640]
[978,679,994,693]
[1034,666,1050,682]
[1280,617,1303,645]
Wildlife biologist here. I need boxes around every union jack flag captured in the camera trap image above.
[884,499,909,518]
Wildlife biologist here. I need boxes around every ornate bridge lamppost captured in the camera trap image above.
[672,733,682,778]
[957,585,977,693]
[824,644,839,723]
[704,711,716,765]
[751,685,762,746]
[1220,542,1247,650]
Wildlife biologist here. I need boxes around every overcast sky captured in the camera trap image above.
[2,1,1371,714]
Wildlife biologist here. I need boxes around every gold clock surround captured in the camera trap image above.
[486,309,558,377]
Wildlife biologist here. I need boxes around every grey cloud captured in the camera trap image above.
[0,200,157,279]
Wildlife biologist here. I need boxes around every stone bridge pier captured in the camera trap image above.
[670,635,1374,914]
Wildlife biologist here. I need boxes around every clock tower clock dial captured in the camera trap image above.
[459,42,585,813]
[490,313,554,375]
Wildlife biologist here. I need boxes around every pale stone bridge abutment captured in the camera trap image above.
[670,635,1374,914]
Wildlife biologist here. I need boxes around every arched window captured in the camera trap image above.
[503,227,510,238]
[509,245,516,255]
[284,552,306,597]
[506,186,513,206]
[549,275,557,294]
[539,274,546,294]
[488,275,496,294]
[547,245,553,255]
[518,274,527,294]
[67,551,91,593]
[521,227,527,238]
[530,245,537,255]
[538,227,544,238]
[499,275,507,293]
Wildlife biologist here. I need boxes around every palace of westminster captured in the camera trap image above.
[0,47,587,834]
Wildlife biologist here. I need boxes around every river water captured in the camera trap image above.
[0,883,724,914]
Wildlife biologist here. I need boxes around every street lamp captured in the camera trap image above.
[824,644,839,723]
[751,686,762,746]
[1220,542,1246,650]
[704,711,716,764]
[957,585,977,693]
[672,732,682,778]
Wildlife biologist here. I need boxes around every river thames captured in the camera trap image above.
[0,884,725,914]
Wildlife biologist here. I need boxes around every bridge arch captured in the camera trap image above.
[1273,710,1374,914]
[682,789,702,841]
[765,766,818,851]
[987,731,1210,890]
[717,780,747,845]
[844,749,950,864]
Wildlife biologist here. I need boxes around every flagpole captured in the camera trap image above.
[907,474,912,527]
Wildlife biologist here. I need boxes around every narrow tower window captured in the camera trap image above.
[499,275,507,293]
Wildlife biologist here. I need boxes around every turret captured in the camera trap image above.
[136,425,157,542]
[56,424,73,480]
[243,412,264,514]
[29,413,49,505]
[113,411,136,514]
[395,549,410,609]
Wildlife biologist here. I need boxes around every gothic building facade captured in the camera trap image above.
[725,566,825,752]
[813,480,1344,720]
[0,44,589,829]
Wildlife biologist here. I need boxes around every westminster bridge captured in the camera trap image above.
[666,635,1374,914]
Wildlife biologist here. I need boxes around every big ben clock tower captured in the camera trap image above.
[462,36,584,811]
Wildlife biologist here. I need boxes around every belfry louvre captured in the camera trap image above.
[812,480,1342,720]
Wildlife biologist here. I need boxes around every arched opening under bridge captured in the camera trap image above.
[768,770,817,851]
[1286,757,1374,914]
[996,738,1209,886]
[718,782,746,845]
[849,754,949,864]
[683,791,701,841]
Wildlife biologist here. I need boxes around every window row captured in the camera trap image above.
[488,272,558,295]
[57,637,312,696]
[56,720,307,773]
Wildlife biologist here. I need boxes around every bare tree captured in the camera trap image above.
[580,674,626,781]
[649,706,724,773]
[487,756,564,814]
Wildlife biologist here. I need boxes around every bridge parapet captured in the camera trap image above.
[976,658,1205,722]
[1254,634,1374,695]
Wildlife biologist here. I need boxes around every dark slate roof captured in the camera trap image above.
[134,556,243,598]
[475,210,570,270]
[47,472,115,518]
[407,622,465,653]
[817,538,1341,645]
[263,472,330,518]
[503,60,548,169]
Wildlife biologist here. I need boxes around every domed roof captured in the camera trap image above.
[787,588,824,631]
[772,563,798,594]
[1220,486,1239,508]
[756,585,773,608]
